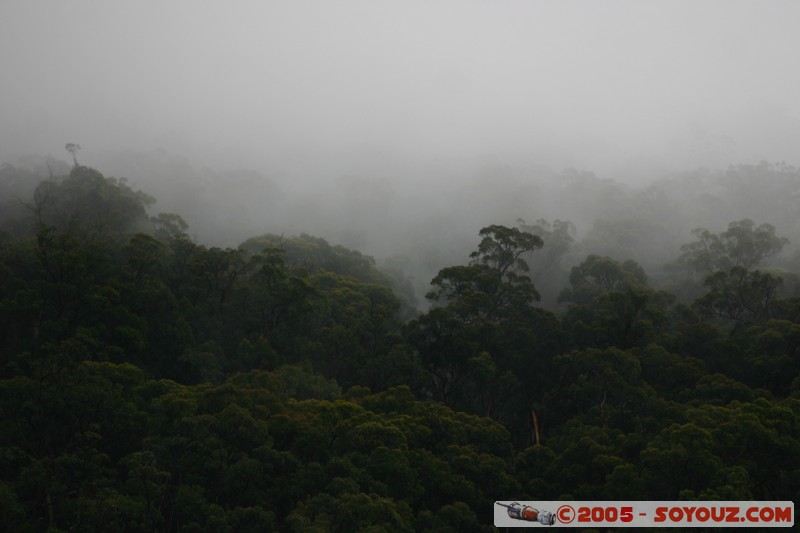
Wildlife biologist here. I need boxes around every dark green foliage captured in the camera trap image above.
[1,165,800,531]
[407,225,562,436]
[559,255,674,350]
[516,218,575,279]
[559,254,648,305]
[693,266,782,323]
[679,218,789,275]
[30,165,154,237]
[239,232,418,318]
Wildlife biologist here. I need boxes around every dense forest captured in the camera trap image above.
[1,158,799,532]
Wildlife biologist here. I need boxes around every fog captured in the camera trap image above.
[3,0,800,306]
[3,1,799,169]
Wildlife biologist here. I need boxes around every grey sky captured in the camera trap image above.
[2,0,799,178]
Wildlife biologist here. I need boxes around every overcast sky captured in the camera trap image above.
[2,0,799,180]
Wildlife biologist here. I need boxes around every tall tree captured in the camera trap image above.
[406,225,560,426]
[65,143,81,166]
[559,254,648,305]
[693,266,782,324]
[427,224,543,321]
[679,219,788,275]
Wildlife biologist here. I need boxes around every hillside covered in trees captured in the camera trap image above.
[1,160,799,532]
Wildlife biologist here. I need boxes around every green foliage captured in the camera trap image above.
[694,266,782,323]
[559,254,648,305]
[407,225,560,431]
[559,255,674,349]
[516,218,576,307]
[469,224,543,274]
[239,232,417,316]
[635,344,706,400]
[2,163,800,530]
[30,165,154,237]
[516,218,575,278]
[548,348,648,430]
[427,225,542,319]
[150,212,189,241]
[679,218,789,275]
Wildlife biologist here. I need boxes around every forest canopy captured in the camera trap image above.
[0,160,799,532]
